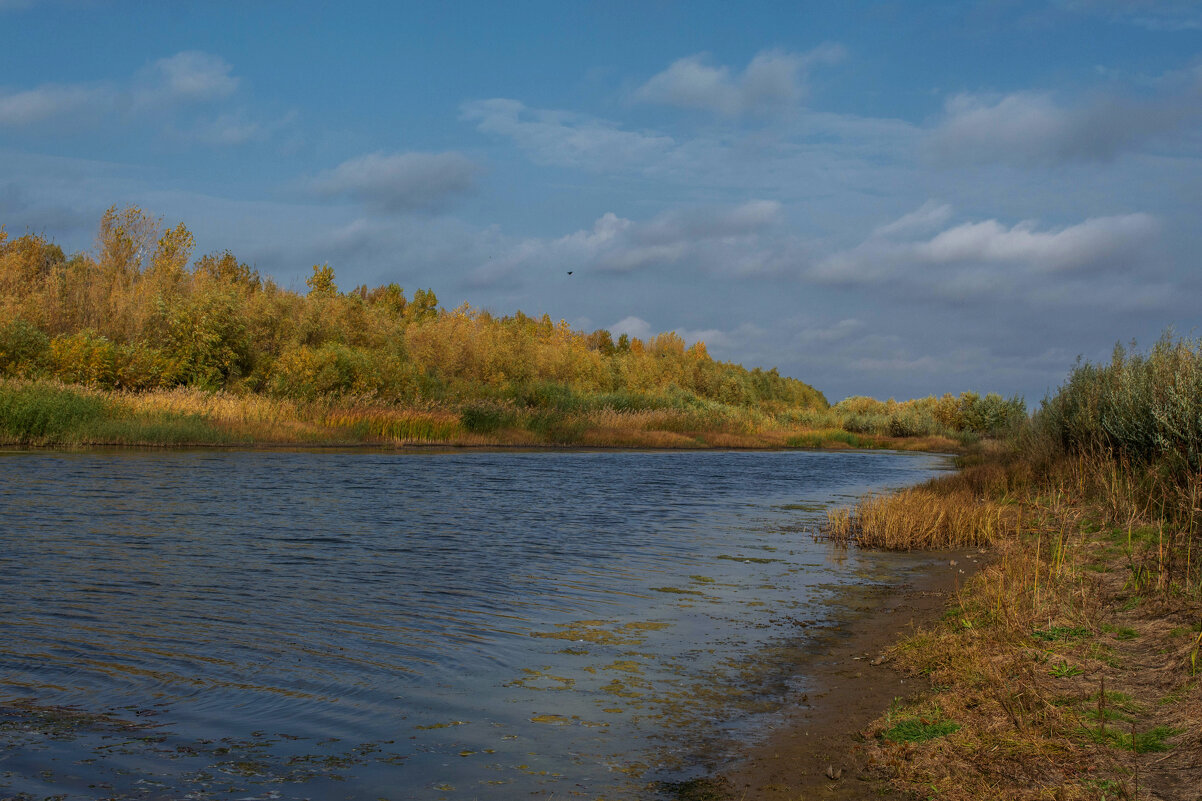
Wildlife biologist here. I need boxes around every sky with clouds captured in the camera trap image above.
[2,0,1200,402]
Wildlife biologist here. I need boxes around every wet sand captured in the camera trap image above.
[717,549,986,800]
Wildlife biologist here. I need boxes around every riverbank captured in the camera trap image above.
[0,379,965,453]
[714,547,985,800]
[710,451,1202,801]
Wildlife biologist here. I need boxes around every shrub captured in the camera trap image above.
[48,331,120,388]
[1039,334,1202,472]
[162,291,252,388]
[0,319,50,376]
[0,381,107,442]
[459,399,518,433]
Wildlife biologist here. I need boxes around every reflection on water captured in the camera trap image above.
[0,449,950,799]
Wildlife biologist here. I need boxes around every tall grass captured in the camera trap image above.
[0,379,228,446]
[841,335,1202,798]
[1040,333,1202,475]
[0,381,108,442]
[825,479,1022,549]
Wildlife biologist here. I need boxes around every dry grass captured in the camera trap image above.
[3,378,978,453]
[825,484,1022,549]
[848,455,1202,800]
[323,407,462,444]
[116,386,299,423]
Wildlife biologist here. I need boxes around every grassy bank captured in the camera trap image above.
[0,377,974,451]
[815,334,1202,800]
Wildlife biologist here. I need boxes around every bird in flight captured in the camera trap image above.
[566,271,574,276]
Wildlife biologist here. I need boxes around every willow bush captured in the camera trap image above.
[0,210,828,422]
[1039,334,1202,474]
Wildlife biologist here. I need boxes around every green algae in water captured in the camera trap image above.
[776,502,828,512]
[506,668,576,691]
[530,620,650,645]
[623,621,671,631]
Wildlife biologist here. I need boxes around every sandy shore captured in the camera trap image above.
[714,548,987,800]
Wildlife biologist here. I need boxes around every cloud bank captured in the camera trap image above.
[462,98,674,170]
[929,65,1202,166]
[309,151,480,213]
[632,46,844,116]
[812,204,1162,305]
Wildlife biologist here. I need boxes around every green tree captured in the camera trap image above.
[194,250,261,291]
[407,287,438,321]
[306,263,338,296]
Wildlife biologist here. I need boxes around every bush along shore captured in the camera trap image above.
[1,209,1022,450]
[813,333,1202,801]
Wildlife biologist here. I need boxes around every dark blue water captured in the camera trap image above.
[0,448,951,800]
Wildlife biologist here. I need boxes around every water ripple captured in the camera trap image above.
[0,448,950,800]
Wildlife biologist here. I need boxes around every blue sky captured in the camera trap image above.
[2,0,1200,402]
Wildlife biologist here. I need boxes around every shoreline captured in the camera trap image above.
[702,450,1202,801]
[686,547,987,800]
[0,379,975,454]
[0,440,962,454]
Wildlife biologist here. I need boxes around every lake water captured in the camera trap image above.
[0,448,951,800]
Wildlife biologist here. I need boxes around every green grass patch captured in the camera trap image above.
[1080,778,1124,798]
[1080,724,1178,753]
[785,429,877,449]
[1049,661,1084,678]
[1032,626,1092,642]
[458,400,518,433]
[0,381,233,446]
[1102,624,1139,641]
[86,414,230,445]
[0,381,108,443]
[883,715,961,743]
[1084,707,1131,723]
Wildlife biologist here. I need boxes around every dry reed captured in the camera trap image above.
[825,485,1021,549]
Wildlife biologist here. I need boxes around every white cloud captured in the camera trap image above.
[188,112,265,146]
[467,199,788,287]
[811,205,1161,303]
[461,98,674,170]
[611,316,653,341]
[929,68,1202,166]
[0,83,110,126]
[910,214,1157,269]
[1057,0,1202,30]
[673,327,731,350]
[638,199,783,244]
[0,50,255,137]
[872,200,953,237]
[633,46,844,116]
[145,51,239,104]
[309,151,480,213]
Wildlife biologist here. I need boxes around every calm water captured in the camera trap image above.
[0,449,951,800]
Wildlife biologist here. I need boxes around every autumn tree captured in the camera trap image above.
[307,263,337,296]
